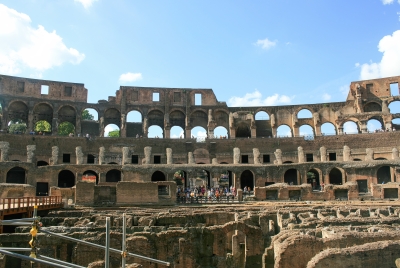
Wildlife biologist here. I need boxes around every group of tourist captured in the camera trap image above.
[177,185,237,200]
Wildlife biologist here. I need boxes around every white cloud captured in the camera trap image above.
[119,72,143,83]
[359,30,400,80]
[0,4,85,75]
[322,93,331,101]
[382,0,394,4]
[254,38,277,50]
[74,0,98,9]
[228,89,292,107]
[355,62,360,67]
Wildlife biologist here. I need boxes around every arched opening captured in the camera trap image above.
[284,169,298,185]
[58,170,75,187]
[106,169,121,182]
[364,102,382,112]
[388,101,400,114]
[299,124,314,139]
[8,119,27,134]
[34,120,51,134]
[297,109,312,118]
[255,111,270,120]
[392,118,400,131]
[173,170,186,186]
[151,171,166,181]
[321,122,336,135]
[377,166,391,184]
[191,169,210,188]
[283,161,294,164]
[6,167,26,184]
[214,126,228,139]
[329,168,343,185]
[83,170,98,184]
[367,118,383,132]
[8,101,29,132]
[219,170,232,188]
[277,125,292,137]
[105,124,120,137]
[191,126,207,142]
[82,108,97,120]
[148,125,163,138]
[236,123,251,138]
[170,126,184,139]
[126,110,142,137]
[307,169,320,190]
[58,121,75,136]
[127,110,142,122]
[36,161,49,167]
[240,170,254,190]
[343,121,359,134]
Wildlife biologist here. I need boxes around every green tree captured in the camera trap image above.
[58,122,75,136]
[108,130,120,137]
[82,109,94,120]
[34,120,51,132]
[9,120,27,133]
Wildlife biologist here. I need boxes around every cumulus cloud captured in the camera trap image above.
[382,0,394,4]
[0,4,85,75]
[322,93,331,101]
[254,38,277,50]
[359,30,400,80]
[74,0,98,9]
[119,72,143,83]
[228,90,292,107]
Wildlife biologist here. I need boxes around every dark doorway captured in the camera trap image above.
[377,166,391,184]
[37,161,49,166]
[6,167,26,184]
[87,154,95,164]
[58,170,75,187]
[240,170,254,190]
[329,168,343,185]
[236,124,251,138]
[357,180,368,193]
[307,169,320,190]
[284,169,298,185]
[106,169,121,182]
[36,182,49,196]
[151,171,166,181]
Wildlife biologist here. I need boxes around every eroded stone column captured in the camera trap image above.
[365,148,374,161]
[298,146,304,163]
[343,145,351,161]
[76,146,84,165]
[99,146,105,165]
[0,142,10,162]
[233,147,240,164]
[188,152,194,164]
[212,158,218,165]
[50,146,58,165]
[253,148,261,164]
[274,149,282,165]
[392,148,399,160]
[122,147,130,165]
[144,146,152,164]
[166,148,173,164]
[320,146,327,162]
[26,145,36,163]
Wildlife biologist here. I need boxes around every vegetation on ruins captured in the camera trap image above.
[108,130,120,137]
[82,109,94,120]
[8,119,26,133]
[58,122,75,136]
[35,120,51,133]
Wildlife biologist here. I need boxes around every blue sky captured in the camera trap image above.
[1,0,400,137]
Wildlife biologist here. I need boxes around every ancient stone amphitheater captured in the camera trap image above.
[0,74,400,267]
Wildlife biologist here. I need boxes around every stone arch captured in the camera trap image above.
[6,167,26,184]
[192,169,210,187]
[342,120,360,134]
[193,148,210,164]
[214,110,229,130]
[297,108,312,118]
[321,122,337,135]
[104,108,121,127]
[213,126,228,138]
[277,124,292,137]
[329,167,343,185]
[126,109,143,137]
[240,170,254,190]
[8,101,29,124]
[307,168,321,190]
[33,102,53,127]
[127,109,142,122]
[255,110,272,138]
[58,170,75,187]
[236,122,251,138]
[169,109,185,129]
[377,166,391,184]
[284,169,298,185]
[147,109,164,129]
[388,100,400,114]
[106,169,121,182]
[190,110,208,129]
[364,102,382,112]
[58,105,77,125]
[148,125,163,138]
[299,124,315,138]
[151,171,166,181]
[36,161,49,166]
[83,170,98,184]
[255,111,270,120]
[81,108,98,121]
[367,118,383,132]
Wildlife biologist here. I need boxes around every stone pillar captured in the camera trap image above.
[229,112,235,139]
[164,127,170,139]
[293,126,299,137]
[232,230,246,268]
[99,147,105,165]
[207,109,215,139]
[392,148,399,160]
[250,115,256,138]
[233,147,240,164]
[320,146,327,162]
[143,117,148,137]
[76,146,84,165]
[1,107,8,131]
[360,121,368,133]
[166,148,173,164]
[26,145,36,163]
[188,152,195,164]
[0,142,9,162]
[298,146,304,163]
[365,148,374,161]
[253,148,261,164]
[28,111,34,134]
[343,145,351,161]
[144,146,152,164]
[382,99,389,113]
[122,147,130,165]
[52,117,59,136]
[212,158,218,165]
[50,146,58,165]
[274,149,282,165]
[185,127,192,139]
[120,114,127,138]
[75,115,81,136]
[338,126,344,135]
[99,116,105,137]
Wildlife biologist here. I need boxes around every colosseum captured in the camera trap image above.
[1,73,400,267]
